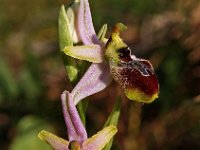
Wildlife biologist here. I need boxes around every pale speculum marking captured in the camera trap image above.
[119,60,154,76]
[117,47,154,77]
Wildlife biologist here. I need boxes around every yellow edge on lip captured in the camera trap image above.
[125,88,158,103]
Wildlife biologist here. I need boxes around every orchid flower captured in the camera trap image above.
[38,91,117,150]
[63,0,159,103]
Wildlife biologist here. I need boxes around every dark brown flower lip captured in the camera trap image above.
[105,24,159,102]
[112,63,159,97]
[110,45,159,102]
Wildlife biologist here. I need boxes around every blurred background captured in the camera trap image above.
[0,0,200,149]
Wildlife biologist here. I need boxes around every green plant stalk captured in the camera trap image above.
[103,97,121,150]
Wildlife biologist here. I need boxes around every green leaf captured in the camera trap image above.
[103,97,121,150]
[59,5,78,84]
[59,5,73,49]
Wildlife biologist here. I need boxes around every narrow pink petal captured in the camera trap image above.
[71,62,112,105]
[77,0,92,44]
[61,91,87,143]
[63,45,103,63]
[38,130,69,150]
[81,125,117,150]
[84,0,96,37]
[77,0,101,45]
[84,0,101,45]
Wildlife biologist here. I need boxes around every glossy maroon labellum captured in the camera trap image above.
[111,47,159,103]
